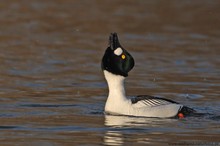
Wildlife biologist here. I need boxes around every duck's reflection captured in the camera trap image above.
[104,130,124,146]
[105,114,175,127]
[105,115,148,127]
[104,114,176,145]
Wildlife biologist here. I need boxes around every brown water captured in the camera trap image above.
[0,0,220,145]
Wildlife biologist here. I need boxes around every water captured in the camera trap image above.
[0,0,220,145]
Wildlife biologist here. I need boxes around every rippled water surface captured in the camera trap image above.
[0,1,220,145]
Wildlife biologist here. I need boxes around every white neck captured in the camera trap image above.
[103,70,130,115]
[104,70,126,99]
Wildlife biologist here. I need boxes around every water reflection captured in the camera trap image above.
[104,131,124,146]
[105,114,176,127]
[104,115,177,145]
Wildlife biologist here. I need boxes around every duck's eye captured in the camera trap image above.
[121,54,126,59]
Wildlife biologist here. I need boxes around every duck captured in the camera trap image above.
[101,33,195,118]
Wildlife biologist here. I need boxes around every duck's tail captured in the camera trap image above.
[176,106,204,119]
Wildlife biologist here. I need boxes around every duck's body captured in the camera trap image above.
[101,33,195,118]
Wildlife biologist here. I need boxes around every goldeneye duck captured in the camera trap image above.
[101,33,195,118]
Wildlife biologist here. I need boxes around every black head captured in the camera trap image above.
[101,33,135,77]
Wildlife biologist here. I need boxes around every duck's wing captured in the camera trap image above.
[131,95,179,107]
[131,95,196,117]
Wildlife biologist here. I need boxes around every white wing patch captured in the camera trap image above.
[114,47,123,56]
[131,96,178,108]
[141,99,172,106]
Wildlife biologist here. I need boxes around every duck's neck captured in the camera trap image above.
[104,70,127,101]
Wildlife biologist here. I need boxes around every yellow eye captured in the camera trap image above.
[121,54,126,59]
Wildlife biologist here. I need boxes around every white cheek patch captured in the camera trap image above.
[114,47,123,56]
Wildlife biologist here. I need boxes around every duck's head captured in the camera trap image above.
[101,33,135,77]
